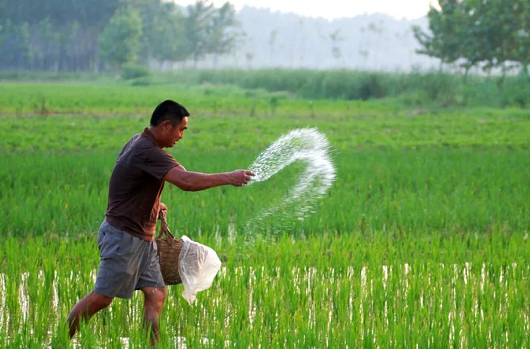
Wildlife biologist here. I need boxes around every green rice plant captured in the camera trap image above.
[0,80,529,347]
[0,231,528,346]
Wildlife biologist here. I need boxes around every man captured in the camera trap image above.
[67,100,254,345]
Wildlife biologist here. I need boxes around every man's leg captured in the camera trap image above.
[67,291,113,338]
[141,286,166,345]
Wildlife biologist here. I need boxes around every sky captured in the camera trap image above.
[174,0,439,20]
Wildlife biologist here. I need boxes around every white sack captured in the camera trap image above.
[178,235,222,305]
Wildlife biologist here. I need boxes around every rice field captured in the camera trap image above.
[1,81,530,347]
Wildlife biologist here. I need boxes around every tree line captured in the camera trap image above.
[413,0,530,78]
[0,0,239,71]
[2,0,528,74]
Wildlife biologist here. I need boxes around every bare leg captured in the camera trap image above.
[67,291,113,338]
[141,287,166,346]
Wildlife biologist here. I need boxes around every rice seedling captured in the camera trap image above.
[0,81,529,347]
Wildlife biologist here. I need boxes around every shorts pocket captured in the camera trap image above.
[99,230,124,259]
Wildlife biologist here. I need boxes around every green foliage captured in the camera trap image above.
[499,73,530,108]
[0,21,33,69]
[400,70,459,103]
[152,8,187,62]
[121,63,151,80]
[208,2,239,57]
[183,0,214,64]
[130,76,152,86]
[136,0,188,63]
[183,1,239,65]
[98,7,143,69]
[0,0,120,27]
[2,70,530,108]
[0,0,121,71]
[414,0,530,74]
[358,74,387,100]
[0,0,238,71]
[140,68,528,107]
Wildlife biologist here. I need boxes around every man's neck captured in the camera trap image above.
[146,126,164,148]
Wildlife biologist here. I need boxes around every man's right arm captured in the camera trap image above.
[163,165,254,191]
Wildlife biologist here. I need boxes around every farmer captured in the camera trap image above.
[67,100,254,345]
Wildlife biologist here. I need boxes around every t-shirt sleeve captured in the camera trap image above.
[135,148,180,180]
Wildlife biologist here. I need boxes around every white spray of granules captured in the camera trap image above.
[246,128,336,232]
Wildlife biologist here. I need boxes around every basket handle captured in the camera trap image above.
[157,210,175,239]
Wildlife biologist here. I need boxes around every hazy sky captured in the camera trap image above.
[175,0,439,20]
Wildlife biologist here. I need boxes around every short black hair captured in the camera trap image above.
[150,100,190,126]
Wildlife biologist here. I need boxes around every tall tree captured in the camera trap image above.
[98,7,143,69]
[207,2,239,68]
[0,0,120,71]
[515,1,530,74]
[0,0,238,71]
[413,0,464,66]
[414,0,529,76]
[150,4,188,64]
[330,29,343,65]
[486,0,529,76]
[268,28,278,66]
[185,0,215,67]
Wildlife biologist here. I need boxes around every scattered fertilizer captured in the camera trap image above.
[246,128,336,232]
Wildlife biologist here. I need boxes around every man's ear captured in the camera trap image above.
[162,120,172,130]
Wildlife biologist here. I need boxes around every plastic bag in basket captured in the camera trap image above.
[178,235,222,305]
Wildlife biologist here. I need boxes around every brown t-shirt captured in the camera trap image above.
[105,128,179,241]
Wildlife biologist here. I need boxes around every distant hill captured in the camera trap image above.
[193,6,439,71]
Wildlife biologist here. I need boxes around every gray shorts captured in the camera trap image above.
[94,220,165,299]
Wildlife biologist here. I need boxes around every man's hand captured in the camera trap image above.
[158,202,168,220]
[229,170,255,187]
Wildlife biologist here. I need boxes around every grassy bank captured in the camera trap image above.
[3,68,530,108]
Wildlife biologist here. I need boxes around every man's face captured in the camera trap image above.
[163,117,188,148]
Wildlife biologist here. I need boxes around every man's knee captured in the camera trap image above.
[153,287,166,307]
[67,291,113,326]
[143,287,166,310]
[90,291,113,310]
[157,287,167,301]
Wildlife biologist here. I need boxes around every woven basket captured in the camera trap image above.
[156,211,183,285]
